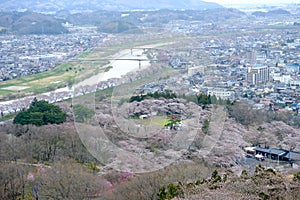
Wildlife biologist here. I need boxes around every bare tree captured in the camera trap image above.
[0,163,28,200]
[39,159,102,200]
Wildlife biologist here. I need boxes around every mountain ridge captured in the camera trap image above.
[0,0,223,12]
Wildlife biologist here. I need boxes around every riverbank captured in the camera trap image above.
[0,42,171,114]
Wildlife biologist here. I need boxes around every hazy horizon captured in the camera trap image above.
[204,0,300,6]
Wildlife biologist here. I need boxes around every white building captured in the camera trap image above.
[247,65,270,85]
[207,87,235,101]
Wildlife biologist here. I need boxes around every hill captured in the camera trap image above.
[0,0,223,12]
[97,21,141,34]
[252,9,291,17]
[157,166,300,200]
[0,11,68,34]
[0,93,299,199]
[64,8,245,28]
[268,9,291,15]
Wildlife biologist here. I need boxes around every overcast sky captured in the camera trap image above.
[204,0,300,6]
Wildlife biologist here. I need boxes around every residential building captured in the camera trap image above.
[247,65,270,85]
[207,87,235,101]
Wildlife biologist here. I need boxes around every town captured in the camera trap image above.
[136,29,300,117]
[0,12,300,118]
[0,26,107,81]
[0,1,300,199]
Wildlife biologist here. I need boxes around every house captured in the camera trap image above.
[250,146,300,163]
[255,147,287,161]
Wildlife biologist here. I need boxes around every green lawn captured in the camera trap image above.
[141,115,170,127]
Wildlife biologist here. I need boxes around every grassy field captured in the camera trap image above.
[0,63,80,100]
[141,115,171,127]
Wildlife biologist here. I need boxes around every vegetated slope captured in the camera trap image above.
[93,92,300,170]
[98,21,141,34]
[158,166,300,200]
[0,0,223,12]
[65,8,245,29]
[0,94,299,199]
[0,11,68,34]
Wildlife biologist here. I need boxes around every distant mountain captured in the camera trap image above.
[65,8,245,27]
[0,0,223,12]
[0,11,68,34]
[0,7,245,35]
[252,9,291,17]
[268,9,291,15]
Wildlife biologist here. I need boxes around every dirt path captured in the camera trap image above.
[198,105,227,157]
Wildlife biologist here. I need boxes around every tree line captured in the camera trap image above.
[129,91,177,103]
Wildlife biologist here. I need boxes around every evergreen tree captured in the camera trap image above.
[13,99,66,126]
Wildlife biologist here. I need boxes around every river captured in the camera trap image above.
[0,48,150,113]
